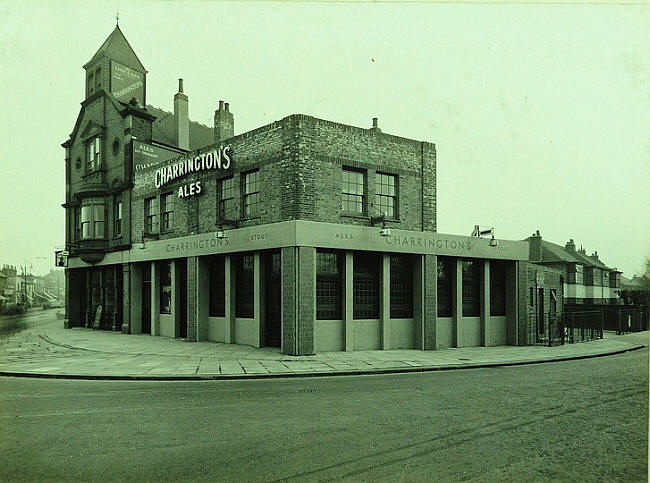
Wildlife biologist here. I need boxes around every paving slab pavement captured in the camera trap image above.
[0,317,646,379]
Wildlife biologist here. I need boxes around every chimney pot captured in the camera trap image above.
[372,117,378,128]
[225,102,229,112]
[178,78,184,93]
[219,100,224,110]
[535,230,540,236]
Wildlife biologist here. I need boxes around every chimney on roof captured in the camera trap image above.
[565,239,576,252]
[591,251,599,261]
[370,117,382,133]
[529,230,542,262]
[214,100,234,143]
[578,245,586,255]
[174,78,189,150]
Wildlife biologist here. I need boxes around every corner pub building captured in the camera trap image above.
[62,26,533,355]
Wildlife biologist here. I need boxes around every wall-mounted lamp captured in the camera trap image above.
[370,204,391,237]
[471,225,498,248]
[215,205,240,240]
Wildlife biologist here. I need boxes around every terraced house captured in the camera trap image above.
[62,25,544,355]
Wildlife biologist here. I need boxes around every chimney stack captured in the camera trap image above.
[214,100,234,143]
[529,230,542,262]
[565,239,576,252]
[370,117,382,133]
[174,78,189,150]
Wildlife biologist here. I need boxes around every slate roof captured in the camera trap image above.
[85,25,146,72]
[527,238,616,271]
[145,105,214,151]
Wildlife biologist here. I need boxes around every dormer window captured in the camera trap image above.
[86,137,102,172]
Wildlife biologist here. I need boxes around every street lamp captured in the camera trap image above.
[471,225,499,248]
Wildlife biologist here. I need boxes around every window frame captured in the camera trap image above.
[316,250,343,320]
[462,260,481,317]
[159,261,172,314]
[390,255,413,318]
[342,167,366,214]
[208,255,225,317]
[353,252,380,319]
[80,197,106,240]
[375,172,398,220]
[144,196,158,234]
[437,258,454,317]
[160,192,174,232]
[242,170,260,218]
[235,253,255,318]
[219,176,235,219]
[489,262,506,317]
[85,136,102,173]
[114,196,123,238]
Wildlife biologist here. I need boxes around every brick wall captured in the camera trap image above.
[130,114,436,239]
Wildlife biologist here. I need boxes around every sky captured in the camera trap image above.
[0,1,648,277]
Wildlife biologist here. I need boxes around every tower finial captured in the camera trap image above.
[115,10,119,26]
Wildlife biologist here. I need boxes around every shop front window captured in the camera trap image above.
[159,262,172,314]
[462,260,480,317]
[437,258,454,317]
[353,252,380,319]
[316,250,342,320]
[236,253,254,318]
[390,255,413,318]
[209,256,225,317]
[490,262,506,316]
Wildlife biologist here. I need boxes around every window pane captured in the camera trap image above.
[209,256,225,317]
[462,260,480,317]
[236,254,254,318]
[353,253,380,319]
[159,262,172,314]
[437,258,454,317]
[81,205,92,223]
[317,250,342,320]
[390,255,413,318]
[489,262,506,316]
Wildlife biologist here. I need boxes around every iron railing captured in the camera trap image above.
[528,311,604,347]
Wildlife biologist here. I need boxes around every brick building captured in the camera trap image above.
[62,26,534,354]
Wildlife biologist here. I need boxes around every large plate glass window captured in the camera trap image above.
[462,260,481,317]
[316,250,342,320]
[489,261,506,316]
[159,261,172,314]
[209,256,225,317]
[236,253,254,318]
[437,257,454,317]
[390,255,413,318]
[353,252,380,319]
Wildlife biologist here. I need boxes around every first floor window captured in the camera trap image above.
[353,252,380,319]
[161,193,174,231]
[462,260,480,317]
[145,196,157,233]
[236,253,254,318]
[316,250,342,320]
[342,168,365,213]
[437,258,454,317]
[489,262,506,316]
[159,261,172,314]
[114,196,122,237]
[390,255,413,318]
[219,176,235,219]
[209,256,225,317]
[80,197,105,240]
[376,173,398,219]
[550,289,557,314]
[74,207,81,242]
[242,170,260,218]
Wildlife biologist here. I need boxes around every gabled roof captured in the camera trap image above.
[528,237,615,270]
[84,25,146,72]
[146,105,214,151]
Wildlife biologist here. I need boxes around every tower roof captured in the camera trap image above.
[84,25,146,72]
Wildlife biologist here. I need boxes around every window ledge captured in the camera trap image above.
[341,212,369,220]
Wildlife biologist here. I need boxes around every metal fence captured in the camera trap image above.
[565,304,648,335]
[528,311,603,347]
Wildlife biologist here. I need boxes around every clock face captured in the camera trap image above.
[110,60,144,103]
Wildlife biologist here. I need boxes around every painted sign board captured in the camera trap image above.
[110,60,144,103]
[133,140,182,173]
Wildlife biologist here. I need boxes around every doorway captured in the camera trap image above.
[177,259,187,339]
[263,251,281,347]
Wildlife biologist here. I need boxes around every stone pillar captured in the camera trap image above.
[122,264,131,334]
[172,259,182,338]
[186,256,198,342]
[112,265,121,331]
[224,255,236,344]
[453,259,463,347]
[344,252,354,351]
[280,247,315,355]
[381,254,391,350]
[423,254,437,350]
[151,262,160,336]
[481,260,491,346]
[128,263,143,334]
[195,256,210,341]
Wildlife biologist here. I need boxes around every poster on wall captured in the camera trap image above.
[133,140,182,174]
[110,60,145,103]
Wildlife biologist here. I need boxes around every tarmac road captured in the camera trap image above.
[0,309,60,340]
[0,340,647,482]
